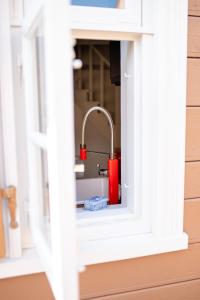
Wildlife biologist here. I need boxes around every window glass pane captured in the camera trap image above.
[35,24,47,133]
[71,0,125,9]
[38,149,51,247]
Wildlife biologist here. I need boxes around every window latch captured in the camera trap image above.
[0,186,18,229]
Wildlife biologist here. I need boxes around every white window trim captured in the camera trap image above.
[0,0,22,259]
[70,0,142,32]
[9,0,24,27]
[69,0,189,265]
[0,249,43,279]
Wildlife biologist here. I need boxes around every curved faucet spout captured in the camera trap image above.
[81,106,114,159]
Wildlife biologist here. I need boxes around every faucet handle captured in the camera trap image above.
[97,163,108,177]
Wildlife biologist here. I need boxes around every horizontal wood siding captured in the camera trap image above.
[0,274,54,300]
[91,279,200,300]
[188,16,200,57]
[80,243,200,299]
[189,0,200,16]
[187,59,200,106]
[185,108,200,160]
[184,199,200,243]
[185,162,200,198]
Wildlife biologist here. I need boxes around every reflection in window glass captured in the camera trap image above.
[40,149,51,246]
[71,0,124,9]
[35,25,47,133]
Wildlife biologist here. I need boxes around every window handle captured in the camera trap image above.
[2,186,18,229]
[0,186,18,259]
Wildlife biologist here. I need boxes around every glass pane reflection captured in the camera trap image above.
[40,149,51,247]
[35,25,47,133]
[71,0,124,9]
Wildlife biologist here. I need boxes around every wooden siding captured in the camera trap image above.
[188,16,200,57]
[184,199,200,243]
[186,108,200,160]
[0,273,54,300]
[187,59,200,105]
[189,0,200,16]
[91,279,200,300]
[80,244,200,299]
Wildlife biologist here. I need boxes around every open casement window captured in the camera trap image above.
[23,0,188,299]
[23,2,79,299]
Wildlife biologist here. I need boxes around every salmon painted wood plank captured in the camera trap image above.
[187,59,200,106]
[184,198,200,243]
[185,108,200,160]
[184,161,200,198]
[0,194,5,258]
[80,243,200,299]
[90,278,200,300]
[188,16,200,57]
[189,0,200,16]
[0,274,54,300]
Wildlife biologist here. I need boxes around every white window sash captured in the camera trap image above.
[0,0,22,259]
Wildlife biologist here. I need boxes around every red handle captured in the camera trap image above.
[80,145,87,160]
[108,159,119,205]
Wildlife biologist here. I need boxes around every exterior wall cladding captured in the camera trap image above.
[1,1,200,299]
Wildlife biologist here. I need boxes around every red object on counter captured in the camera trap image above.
[80,145,87,160]
[108,159,119,205]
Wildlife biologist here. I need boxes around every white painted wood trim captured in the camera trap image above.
[29,132,47,149]
[80,233,188,265]
[0,248,43,279]
[10,0,24,27]
[0,231,188,279]
[69,0,142,32]
[151,0,188,238]
[72,0,189,265]
[0,0,22,259]
[23,1,80,299]
[44,2,79,298]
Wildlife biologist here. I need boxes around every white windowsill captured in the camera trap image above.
[80,232,189,266]
[0,232,189,279]
[0,248,44,279]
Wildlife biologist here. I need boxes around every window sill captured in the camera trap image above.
[79,232,189,266]
[0,233,189,279]
[0,248,44,279]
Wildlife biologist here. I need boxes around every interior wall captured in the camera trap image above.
[74,41,121,178]
[0,1,199,300]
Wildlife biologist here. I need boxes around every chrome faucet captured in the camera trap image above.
[80,106,119,205]
[80,106,114,160]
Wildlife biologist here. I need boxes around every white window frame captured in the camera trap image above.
[69,0,189,266]
[70,0,142,32]
[0,0,22,259]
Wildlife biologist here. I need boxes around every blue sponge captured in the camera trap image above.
[84,196,108,211]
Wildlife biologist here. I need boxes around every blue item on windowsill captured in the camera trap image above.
[84,196,108,211]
